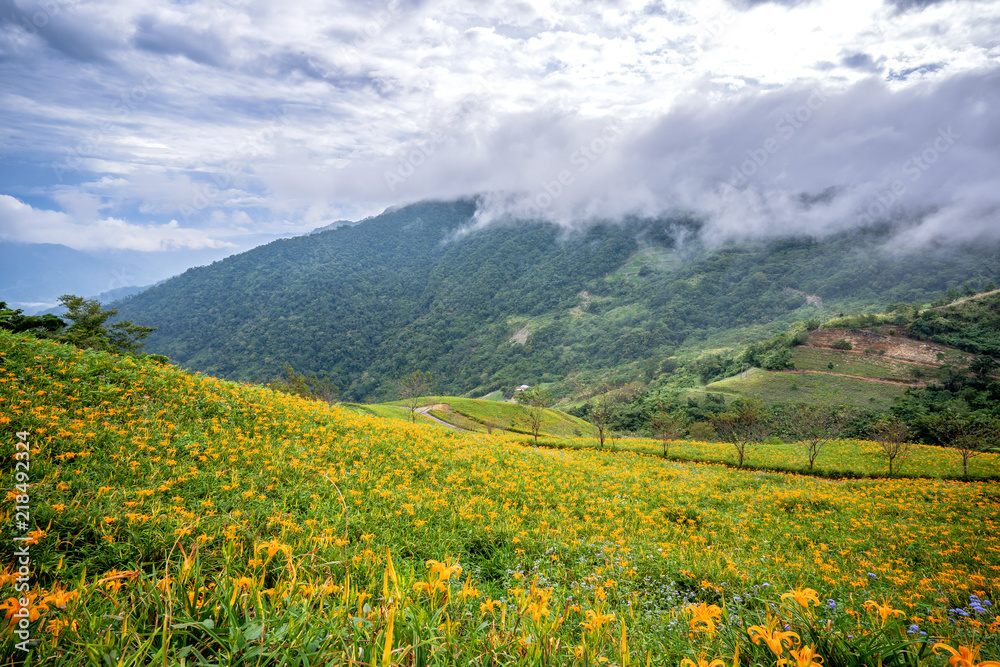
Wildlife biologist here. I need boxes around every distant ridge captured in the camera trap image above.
[113,198,1000,401]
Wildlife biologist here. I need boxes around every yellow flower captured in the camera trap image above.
[460,575,480,600]
[680,658,725,667]
[686,602,723,635]
[782,587,820,609]
[748,614,800,657]
[257,539,292,561]
[581,609,616,633]
[933,643,1000,667]
[0,594,49,624]
[42,586,79,609]
[426,559,462,581]
[480,598,499,615]
[45,617,78,637]
[864,598,905,627]
[778,646,824,667]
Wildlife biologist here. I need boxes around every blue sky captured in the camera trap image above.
[1,0,999,284]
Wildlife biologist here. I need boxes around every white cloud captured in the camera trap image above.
[0,195,234,251]
[0,0,997,263]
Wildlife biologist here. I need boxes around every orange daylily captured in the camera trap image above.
[864,598,905,627]
[933,643,1000,667]
[782,587,820,609]
[0,593,49,624]
[686,602,723,635]
[42,586,79,609]
[779,645,823,667]
[748,614,800,657]
[680,658,725,667]
[257,539,292,561]
[580,609,616,633]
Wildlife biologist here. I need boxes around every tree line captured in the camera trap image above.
[1,295,155,356]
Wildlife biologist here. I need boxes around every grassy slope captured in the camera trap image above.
[704,367,907,410]
[382,396,593,437]
[1,331,998,664]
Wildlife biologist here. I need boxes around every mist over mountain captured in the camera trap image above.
[113,198,1000,401]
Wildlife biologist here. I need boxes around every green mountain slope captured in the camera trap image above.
[114,199,1000,401]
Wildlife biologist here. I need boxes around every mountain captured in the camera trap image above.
[0,242,114,312]
[113,198,1000,401]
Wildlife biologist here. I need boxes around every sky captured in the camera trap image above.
[1,0,999,289]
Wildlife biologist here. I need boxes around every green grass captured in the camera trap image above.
[382,395,593,437]
[706,367,906,409]
[341,401,436,424]
[789,347,923,382]
[612,247,679,278]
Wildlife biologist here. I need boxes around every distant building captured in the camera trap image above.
[515,384,531,392]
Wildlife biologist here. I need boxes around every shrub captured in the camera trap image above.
[831,338,853,350]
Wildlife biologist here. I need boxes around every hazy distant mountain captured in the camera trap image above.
[0,243,117,312]
[0,241,241,314]
[113,199,1000,401]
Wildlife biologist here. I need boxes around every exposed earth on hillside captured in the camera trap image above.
[806,328,960,366]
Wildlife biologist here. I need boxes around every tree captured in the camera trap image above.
[398,370,433,422]
[589,388,623,448]
[934,350,971,392]
[516,387,552,444]
[787,404,850,472]
[57,295,155,354]
[710,396,769,468]
[0,302,65,335]
[924,409,998,477]
[970,354,999,380]
[651,400,687,458]
[874,417,911,477]
[269,364,339,404]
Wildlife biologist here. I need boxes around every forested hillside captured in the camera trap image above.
[114,199,1000,400]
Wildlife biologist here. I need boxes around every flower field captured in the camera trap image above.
[1,330,998,665]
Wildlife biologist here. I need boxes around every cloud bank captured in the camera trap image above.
[0,0,998,266]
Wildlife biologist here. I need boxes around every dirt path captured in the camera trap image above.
[921,288,1000,313]
[415,405,469,431]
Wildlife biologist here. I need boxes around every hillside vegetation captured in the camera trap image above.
[113,199,1000,401]
[2,331,999,664]
[590,289,1000,449]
